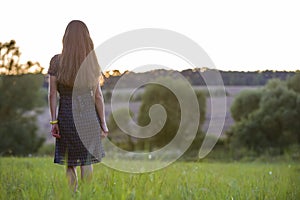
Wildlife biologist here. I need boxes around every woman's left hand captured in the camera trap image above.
[51,124,61,138]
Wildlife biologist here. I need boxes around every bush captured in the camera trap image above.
[230,89,261,122]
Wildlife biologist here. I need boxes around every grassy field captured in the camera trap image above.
[0,157,299,200]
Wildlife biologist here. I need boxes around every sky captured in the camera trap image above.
[1,0,300,72]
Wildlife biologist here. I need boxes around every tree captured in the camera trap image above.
[0,40,43,75]
[182,90,206,159]
[137,77,206,153]
[0,40,45,156]
[227,76,300,155]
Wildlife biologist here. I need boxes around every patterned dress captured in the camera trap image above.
[48,54,105,166]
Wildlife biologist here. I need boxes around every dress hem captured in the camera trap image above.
[54,157,104,166]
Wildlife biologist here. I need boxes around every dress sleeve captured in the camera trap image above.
[48,54,59,76]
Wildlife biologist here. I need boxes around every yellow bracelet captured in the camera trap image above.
[50,120,58,125]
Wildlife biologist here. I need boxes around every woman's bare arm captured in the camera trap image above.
[94,83,109,133]
[48,75,60,138]
[48,76,58,121]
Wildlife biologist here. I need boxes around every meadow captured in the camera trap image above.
[0,157,299,199]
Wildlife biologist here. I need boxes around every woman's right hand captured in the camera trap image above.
[100,122,109,138]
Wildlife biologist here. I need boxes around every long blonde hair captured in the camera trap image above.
[57,20,100,88]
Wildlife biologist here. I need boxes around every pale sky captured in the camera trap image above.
[1,0,300,72]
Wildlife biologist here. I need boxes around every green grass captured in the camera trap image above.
[0,157,299,200]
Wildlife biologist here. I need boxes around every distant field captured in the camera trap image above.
[0,157,299,199]
[99,86,261,136]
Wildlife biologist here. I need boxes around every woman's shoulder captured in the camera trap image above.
[50,54,61,65]
[48,54,61,76]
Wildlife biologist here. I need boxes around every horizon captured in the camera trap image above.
[101,67,298,75]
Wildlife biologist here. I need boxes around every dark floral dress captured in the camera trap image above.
[48,54,105,166]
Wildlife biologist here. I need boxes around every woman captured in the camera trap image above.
[48,20,108,191]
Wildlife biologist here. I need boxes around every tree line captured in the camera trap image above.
[102,69,296,89]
